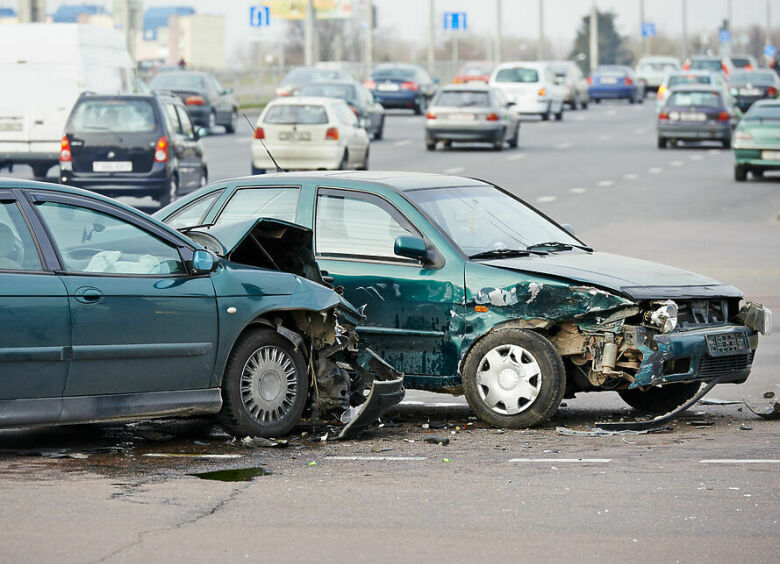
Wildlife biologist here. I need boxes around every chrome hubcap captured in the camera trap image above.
[476,345,542,415]
[240,346,297,424]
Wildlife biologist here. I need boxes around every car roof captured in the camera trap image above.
[77,92,176,103]
[667,84,723,92]
[267,96,345,106]
[495,61,547,69]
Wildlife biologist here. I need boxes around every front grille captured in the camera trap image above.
[699,351,754,377]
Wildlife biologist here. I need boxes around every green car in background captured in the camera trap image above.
[157,172,771,429]
[733,99,780,181]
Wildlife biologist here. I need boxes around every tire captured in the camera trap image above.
[657,136,667,149]
[32,164,51,178]
[618,382,702,415]
[225,109,237,134]
[219,328,308,438]
[358,147,369,170]
[734,164,747,181]
[462,328,565,429]
[721,136,731,149]
[594,98,601,104]
[338,150,348,170]
[199,169,208,187]
[541,106,551,121]
[568,100,577,111]
[493,129,505,151]
[753,168,764,178]
[637,94,644,104]
[158,175,178,208]
[629,95,635,104]
[581,100,589,109]
[208,111,217,133]
[425,136,436,151]
[508,124,519,148]
[555,107,563,121]
[374,117,384,140]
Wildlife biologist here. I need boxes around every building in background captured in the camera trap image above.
[0,7,18,23]
[17,0,45,22]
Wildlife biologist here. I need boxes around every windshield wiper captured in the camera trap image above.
[469,248,548,260]
[526,241,593,252]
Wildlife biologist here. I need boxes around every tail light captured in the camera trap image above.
[721,63,729,75]
[717,111,730,122]
[624,77,633,86]
[485,113,499,121]
[185,95,205,106]
[425,112,436,119]
[154,136,169,162]
[658,111,669,121]
[538,87,547,97]
[587,75,593,85]
[735,130,753,140]
[683,60,691,70]
[253,127,265,139]
[325,127,339,140]
[275,86,292,97]
[348,104,360,116]
[658,85,667,98]
[363,80,376,89]
[768,86,778,97]
[59,136,72,162]
[452,76,463,84]
[401,81,419,91]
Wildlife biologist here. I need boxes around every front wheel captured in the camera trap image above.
[225,109,238,133]
[618,382,702,414]
[493,129,505,151]
[219,328,308,438]
[581,100,589,109]
[462,329,565,429]
[657,136,667,149]
[734,164,747,181]
[721,136,732,149]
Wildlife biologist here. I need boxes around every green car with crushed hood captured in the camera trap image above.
[157,171,771,428]
[0,178,403,438]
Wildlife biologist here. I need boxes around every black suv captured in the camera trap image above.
[59,92,208,207]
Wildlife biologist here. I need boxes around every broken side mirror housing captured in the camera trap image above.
[394,235,428,261]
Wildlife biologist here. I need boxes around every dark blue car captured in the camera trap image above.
[365,63,437,114]
[588,65,645,104]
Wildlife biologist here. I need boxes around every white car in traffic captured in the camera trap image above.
[251,97,370,173]
[489,61,565,120]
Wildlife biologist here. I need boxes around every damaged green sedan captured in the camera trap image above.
[157,171,772,428]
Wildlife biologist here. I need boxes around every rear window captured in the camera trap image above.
[668,75,711,87]
[372,67,415,80]
[298,83,357,102]
[595,67,628,77]
[69,99,158,132]
[434,91,491,107]
[150,73,206,90]
[494,68,538,83]
[731,58,751,68]
[667,91,722,107]
[263,104,329,125]
[744,104,780,120]
[690,59,723,72]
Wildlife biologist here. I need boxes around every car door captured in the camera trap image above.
[0,191,70,410]
[174,104,205,191]
[30,191,218,396]
[314,187,464,381]
[162,101,197,191]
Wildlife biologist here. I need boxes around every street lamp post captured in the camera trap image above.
[495,0,502,62]
[590,0,599,70]
[537,0,545,60]
[428,0,435,75]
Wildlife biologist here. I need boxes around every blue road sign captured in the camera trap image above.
[641,22,655,38]
[444,12,467,31]
[719,29,731,43]
[250,5,270,27]
[764,44,776,58]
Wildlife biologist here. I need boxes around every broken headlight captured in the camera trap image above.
[645,300,678,333]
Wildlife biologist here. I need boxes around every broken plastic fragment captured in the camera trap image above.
[424,437,450,446]
[241,436,288,448]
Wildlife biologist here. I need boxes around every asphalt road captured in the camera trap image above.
[1,98,779,563]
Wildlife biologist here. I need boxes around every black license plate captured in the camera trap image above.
[706,333,749,357]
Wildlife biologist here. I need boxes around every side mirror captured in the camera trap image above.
[560,223,575,236]
[196,127,208,139]
[433,77,440,85]
[507,101,516,108]
[192,249,217,274]
[394,235,428,261]
[222,88,233,95]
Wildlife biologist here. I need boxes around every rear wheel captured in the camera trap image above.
[734,164,747,181]
[508,124,519,148]
[373,117,384,140]
[594,98,601,104]
[225,109,237,134]
[541,106,551,121]
[618,382,702,414]
[338,150,349,170]
[629,95,636,104]
[32,164,51,178]
[721,136,732,149]
[657,136,667,149]
[555,107,564,121]
[425,135,436,151]
[158,175,178,208]
[358,147,369,170]
[493,130,505,151]
[581,100,589,109]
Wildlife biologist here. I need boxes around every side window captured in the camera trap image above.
[315,191,417,260]
[175,105,195,138]
[165,190,223,229]
[216,187,299,225]
[0,201,42,271]
[164,103,183,135]
[36,202,185,275]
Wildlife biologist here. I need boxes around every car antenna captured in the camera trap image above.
[243,112,284,173]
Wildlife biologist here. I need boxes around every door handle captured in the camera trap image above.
[74,286,103,304]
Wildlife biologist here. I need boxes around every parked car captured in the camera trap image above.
[730,54,759,71]
[0,178,404,437]
[452,61,497,84]
[684,55,732,77]
[635,56,681,92]
[489,61,565,120]
[275,66,353,97]
[149,71,238,133]
[588,65,645,104]
[656,71,727,112]
[59,92,208,207]
[156,172,771,429]
[297,80,385,140]
[657,85,738,149]
[0,23,140,179]
[733,100,780,181]
[728,70,780,112]
[548,60,590,109]
[364,63,437,114]
[250,97,370,174]
[424,84,520,151]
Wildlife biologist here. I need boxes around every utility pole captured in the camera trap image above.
[681,0,688,58]
[18,0,46,22]
[452,33,458,67]
[365,1,373,76]
[767,0,772,49]
[304,0,314,66]
[428,0,435,75]
[589,0,599,70]
[537,0,545,60]
[639,0,646,55]
[494,0,502,62]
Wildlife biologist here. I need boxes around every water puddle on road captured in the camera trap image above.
[189,467,271,482]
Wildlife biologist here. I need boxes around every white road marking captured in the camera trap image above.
[569,187,587,194]
[624,173,639,180]
[510,458,612,463]
[669,160,684,167]
[597,180,614,187]
[507,153,526,160]
[536,195,557,203]
[394,139,412,147]
[700,459,780,464]
[326,456,427,461]
[648,167,663,174]
[556,141,573,149]
[144,453,242,459]
[689,154,704,161]
[443,166,465,174]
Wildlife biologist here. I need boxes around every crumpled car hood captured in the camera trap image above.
[483,251,743,300]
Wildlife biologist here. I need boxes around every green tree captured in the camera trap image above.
[569,11,633,72]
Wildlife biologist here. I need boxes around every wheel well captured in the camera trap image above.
[457,319,555,376]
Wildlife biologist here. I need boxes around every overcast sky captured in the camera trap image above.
[5,0,777,60]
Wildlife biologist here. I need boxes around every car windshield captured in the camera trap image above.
[434,91,491,107]
[150,73,205,90]
[690,59,722,72]
[730,71,774,85]
[731,57,752,68]
[744,104,780,120]
[69,99,157,132]
[282,67,349,84]
[668,74,711,87]
[667,91,722,107]
[263,104,328,124]
[298,83,356,102]
[494,68,539,83]
[372,67,416,80]
[406,185,580,256]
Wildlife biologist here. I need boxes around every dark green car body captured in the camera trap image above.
[733,100,780,181]
[156,171,771,425]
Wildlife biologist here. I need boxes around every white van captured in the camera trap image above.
[489,61,566,121]
[0,24,140,178]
